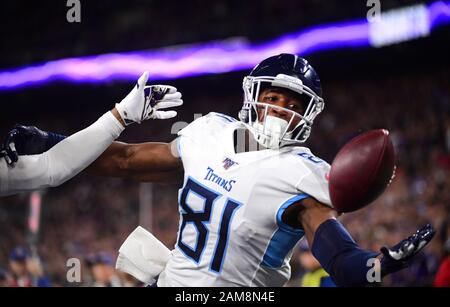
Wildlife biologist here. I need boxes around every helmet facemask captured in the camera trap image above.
[239,74,324,149]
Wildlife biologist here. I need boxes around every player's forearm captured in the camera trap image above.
[0,111,124,196]
[86,141,182,180]
[85,141,131,177]
[311,219,379,287]
[298,198,378,286]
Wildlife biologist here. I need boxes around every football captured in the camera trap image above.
[329,129,396,213]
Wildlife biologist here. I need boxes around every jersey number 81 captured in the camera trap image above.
[177,177,241,273]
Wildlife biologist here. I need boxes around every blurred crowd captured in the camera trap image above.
[0,65,449,287]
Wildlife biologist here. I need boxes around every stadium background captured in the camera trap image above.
[0,0,449,286]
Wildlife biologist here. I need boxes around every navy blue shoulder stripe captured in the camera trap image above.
[212,113,237,123]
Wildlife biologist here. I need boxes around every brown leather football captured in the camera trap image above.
[329,129,396,213]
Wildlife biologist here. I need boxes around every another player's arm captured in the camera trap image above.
[86,139,183,184]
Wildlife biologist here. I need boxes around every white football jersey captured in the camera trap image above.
[158,112,332,287]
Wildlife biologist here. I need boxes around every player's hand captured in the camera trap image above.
[115,71,183,126]
[1,125,47,166]
[380,224,435,276]
[0,125,66,166]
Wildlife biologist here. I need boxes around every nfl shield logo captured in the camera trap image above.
[222,158,238,170]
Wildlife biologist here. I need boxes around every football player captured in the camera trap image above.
[0,54,434,286]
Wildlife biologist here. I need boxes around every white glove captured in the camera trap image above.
[115,72,183,126]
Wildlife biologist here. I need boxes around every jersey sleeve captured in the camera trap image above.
[177,112,236,140]
[177,114,208,140]
[293,151,333,208]
[176,112,237,163]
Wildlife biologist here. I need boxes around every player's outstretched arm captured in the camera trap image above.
[296,198,435,286]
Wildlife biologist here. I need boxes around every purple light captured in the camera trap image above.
[0,1,449,91]
[0,20,368,91]
[428,1,450,29]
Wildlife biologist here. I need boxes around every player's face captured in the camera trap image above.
[257,87,305,131]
